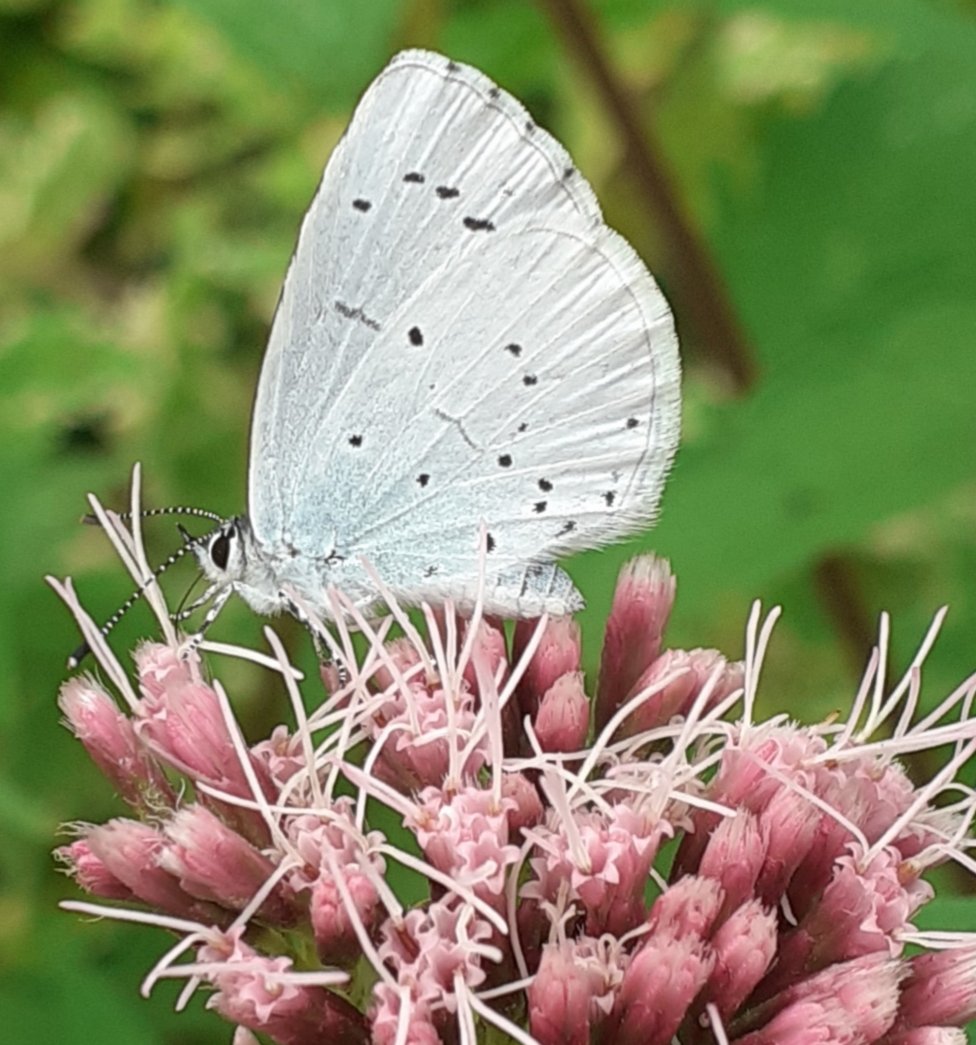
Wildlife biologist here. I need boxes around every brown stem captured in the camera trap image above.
[813,553,876,679]
[813,552,961,844]
[539,0,756,390]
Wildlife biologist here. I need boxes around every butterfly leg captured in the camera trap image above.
[170,583,221,623]
[180,584,233,657]
[280,592,350,685]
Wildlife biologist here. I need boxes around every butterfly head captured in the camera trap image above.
[193,516,249,589]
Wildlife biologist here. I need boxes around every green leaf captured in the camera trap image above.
[181,0,402,107]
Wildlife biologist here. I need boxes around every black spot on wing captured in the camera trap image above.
[522,374,538,387]
[559,520,576,535]
[604,491,616,506]
[409,326,424,346]
[352,198,371,212]
[404,171,425,183]
[538,479,552,492]
[417,473,430,487]
[534,501,547,513]
[505,343,522,357]
[486,533,496,552]
[463,217,495,232]
[498,454,512,468]
[436,186,460,199]
[349,434,363,447]
[626,417,639,429]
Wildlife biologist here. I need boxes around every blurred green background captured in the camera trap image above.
[2,0,975,1041]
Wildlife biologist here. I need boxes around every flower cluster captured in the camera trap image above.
[51,479,976,1044]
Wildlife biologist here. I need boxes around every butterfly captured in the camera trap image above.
[81,50,680,659]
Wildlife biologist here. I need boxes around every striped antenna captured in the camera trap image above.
[81,505,224,526]
[67,525,215,669]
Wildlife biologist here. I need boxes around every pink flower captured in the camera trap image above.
[732,952,904,1044]
[160,804,296,925]
[606,931,715,1045]
[50,495,976,1045]
[528,936,620,1044]
[58,675,173,810]
[55,838,136,901]
[596,555,675,730]
[513,616,582,723]
[201,928,367,1044]
[534,671,590,752]
[895,947,976,1029]
[284,805,387,961]
[79,818,224,922]
[408,785,520,901]
[524,803,669,936]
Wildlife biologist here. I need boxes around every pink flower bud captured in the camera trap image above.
[513,617,581,720]
[674,726,826,879]
[372,692,453,791]
[59,676,173,810]
[618,648,743,736]
[460,619,508,698]
[734,953,902,1044]
[705,898,777,1017]
[698,810,766,919]
[596,555,674,730]
[528,939,614,1045]
[285,806,386,959]
[85,819,222,922]
[754,785,820,906]
[647,875,724,940]
[308,872,381,962]
[55,838,135,900]
[160,805,295,924]
[618,650,699,734]
[606,932,714,1045]
[134,645,273,820]
[535,672,589,752]
[368,663,483,791]
[895,946,976,1028]
[789,751,930,914]
[500,772,544,837]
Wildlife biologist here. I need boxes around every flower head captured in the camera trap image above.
[51,471,976,1044]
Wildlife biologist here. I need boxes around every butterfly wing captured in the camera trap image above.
[247,50,679,611]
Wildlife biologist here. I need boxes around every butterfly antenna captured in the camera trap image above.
[67,535,207,669]
[80,505,225,526]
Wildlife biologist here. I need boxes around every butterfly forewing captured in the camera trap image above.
[247,50,679,612]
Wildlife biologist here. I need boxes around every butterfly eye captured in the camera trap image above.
[210,533,231,570]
